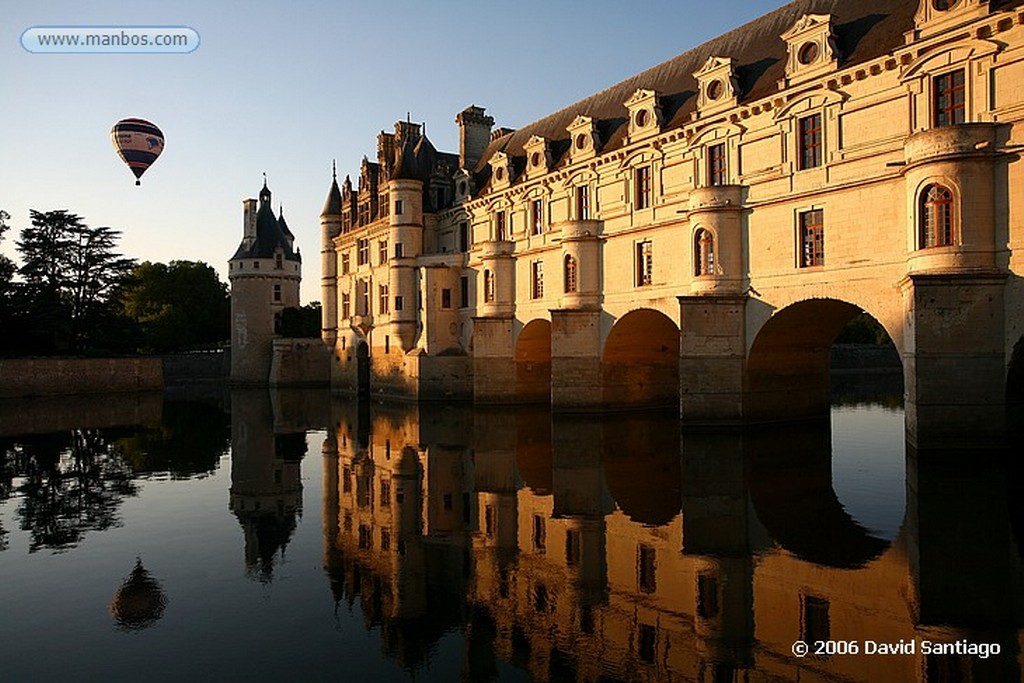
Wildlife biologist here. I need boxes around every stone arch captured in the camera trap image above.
[515,319,552,403]
[602,308,679,407]
[745,298,902,421]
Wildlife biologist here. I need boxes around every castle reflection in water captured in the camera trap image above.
[242,390,1020,683]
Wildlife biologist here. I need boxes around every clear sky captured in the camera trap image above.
[2,0,784,303]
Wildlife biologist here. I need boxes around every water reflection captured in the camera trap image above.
[0,395,229,553]
[229,389,306,583]
[109,558,168,631]
[323,398,1024,682]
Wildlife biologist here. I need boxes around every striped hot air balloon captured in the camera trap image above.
[110,118,164,186]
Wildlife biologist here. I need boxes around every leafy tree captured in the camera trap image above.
[278,302,322,338]
[15,210,135,353]
[117,260,229,352]
[0,211,18,355]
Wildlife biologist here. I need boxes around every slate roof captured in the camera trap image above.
[232,186,301,262]
[474,0,1020,177]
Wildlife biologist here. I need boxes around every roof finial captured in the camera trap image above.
[332,159,337,180]
[279,203,284,218]
[407,111,411,123]
[262,171,268,188]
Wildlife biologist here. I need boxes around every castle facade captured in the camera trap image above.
[320,0,1024,448]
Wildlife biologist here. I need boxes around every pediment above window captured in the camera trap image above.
[693,57,739,119]
[524,135,551,176]
[912,0,991,40]
[780,14,839,87]
[567,115,599,161]
[624,88,663,142]
[490,151,513,190]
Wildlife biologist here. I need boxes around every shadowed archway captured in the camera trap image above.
[746,299,900,422]
[515,320,551,403]
[602,309,679,408]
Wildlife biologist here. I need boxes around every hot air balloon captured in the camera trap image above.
[110,118,164,186]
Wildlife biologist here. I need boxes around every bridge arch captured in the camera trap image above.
[745,298,902,422]
[514,319,552,403]
[602,308,679,408]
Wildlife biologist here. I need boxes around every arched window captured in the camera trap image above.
[483,270,495,303]
[563,254,578,293]
[920,184,954,248]
[695,229,715,276]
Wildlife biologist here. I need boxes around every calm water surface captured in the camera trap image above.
[1,382,1020,682]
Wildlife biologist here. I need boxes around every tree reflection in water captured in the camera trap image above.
[3,429,137,553]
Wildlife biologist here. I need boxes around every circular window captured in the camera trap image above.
[531,152,541,167]
[458,181,467,195]
[932,0,954,10]
[707,79,723,101]
[798,41,819,65]
[634,109,648,128]
[495,167,504,181]
[575,133,587,150]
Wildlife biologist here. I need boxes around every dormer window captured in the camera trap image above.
[913,0,989,39]
[524,135,550,177]
[693,58,739,118]
[625,89,662,142]
[780,14,839,86]
[567,115,599,161]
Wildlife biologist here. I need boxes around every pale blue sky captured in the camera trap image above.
[2,0,783,303]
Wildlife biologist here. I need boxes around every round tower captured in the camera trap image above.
[229,178,302,383]
[321,163,342,346]
[388,141,424,351]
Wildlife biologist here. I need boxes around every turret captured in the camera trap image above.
[321,162,343,346]
[388,141,425,351]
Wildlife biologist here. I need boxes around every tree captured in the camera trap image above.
[15,210,135,353]
[0,211,17,354]
[278,302,322,338]
[117,260,230,352]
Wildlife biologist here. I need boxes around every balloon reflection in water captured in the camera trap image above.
[109,559,167,631]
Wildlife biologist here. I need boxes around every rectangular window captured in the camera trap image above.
[565,529,581,566]
[484,270,495,303]
[441,288,452,309]
[934,70,966,127]
[799,113,823,170]
[638,544,657,594]
[495,211,507,240]
[638,624,657,663]
[341,293,350,319]
[358,280,369,316]
[380,478,391,507]
[394,199,403,215]
[394,295,403,311]
[531,199,544,235]
[380,527,391,550]
[636,240,653,286]
[379,284,389,314]
[357,238,369,265]
[459,222,469,251]
[697,575,720,619]
[532,514,546,552]
[275,253,283,269]
[799,209,825,267]
[394,242,403,259]
[635,165,651,209]
[341,252,350,274]
[378,240,388,265]
[380,194,389,218]
[801,595,830,645]
[576,185,590,220]
[460,276,469,308]
[708,142,727,186]
[273,284,281,302]
[484,505,495,537]
[531,260,544,299]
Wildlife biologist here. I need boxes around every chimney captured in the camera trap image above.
[456,105,494,171]
[243,198,257,242]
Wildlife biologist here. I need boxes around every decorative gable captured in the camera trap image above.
[624,88,663,143]
[567,115,599,161]
[490,151,513,190]
[912,0,991,40]
[524,134,551,176]
[453,168,474,204]
[780,14,839,87]
[693,57,739,119]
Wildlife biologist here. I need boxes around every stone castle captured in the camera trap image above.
[318,0,1024,449]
